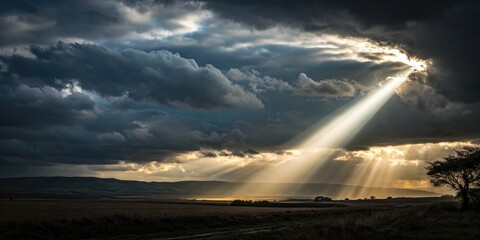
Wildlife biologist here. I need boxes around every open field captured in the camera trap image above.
[0,199,339,221]
[1,198,479,240]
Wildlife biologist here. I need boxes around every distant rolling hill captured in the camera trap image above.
[0,177,439,199]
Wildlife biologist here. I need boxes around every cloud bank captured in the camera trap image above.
[0,0,478,186]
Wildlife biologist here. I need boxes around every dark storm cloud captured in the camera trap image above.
[203,0,457,32]
[0,0,204,46]
[0,44,260,166]
[395,1,480,104]
[0,83,96,127]
[1,42,263,109]
[154,43,407,86]
[345,95,480,150]
[1,0,478,103]
[203,0,480,104]
[0,106,251,165]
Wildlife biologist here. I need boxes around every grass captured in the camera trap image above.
[0,208,365,240]
[0,199,479,239]
[232,203,480,240]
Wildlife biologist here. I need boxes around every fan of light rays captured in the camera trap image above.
[217,33,435,199]
[230,59,429,198]
[229,75,406,195]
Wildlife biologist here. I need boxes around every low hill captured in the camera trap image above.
[0,177,439,199]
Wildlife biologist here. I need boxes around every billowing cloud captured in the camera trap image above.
[226,68,293,93]
[1,43,263,109]
[0,106,251,166]
[0,0,210,46]
[0,84,96,127]
[227,69,362,98]
[395,81,463,116]
[295,73,359,97]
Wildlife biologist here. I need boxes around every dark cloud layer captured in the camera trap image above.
[2,43,262,109]
[0,84,95,127]
[204,0,480,104]
[0,0,479,176]
[0,0,203,46]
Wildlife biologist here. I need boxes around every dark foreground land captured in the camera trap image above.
[1,198,479,240]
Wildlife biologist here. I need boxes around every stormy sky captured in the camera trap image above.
[0,0,479,190]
